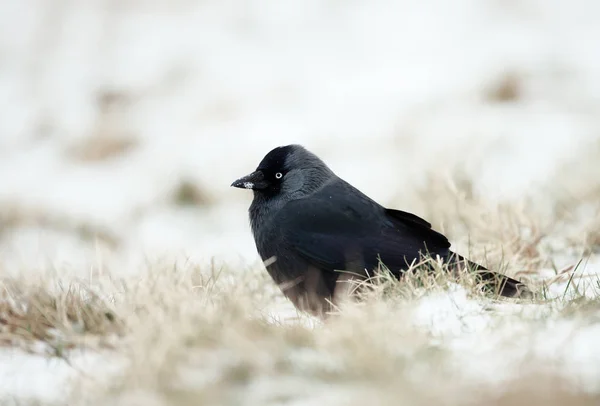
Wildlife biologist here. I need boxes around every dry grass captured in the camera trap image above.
[404,137,600,281]
[550,139,600,255]
[67,134,138,162]
[484,71,523,102]
[406,170,552,281]
[0,203,121,248]
[0,276,122,356]
[3,141,600,405]
[172,180,213,207]
[46,258,594,405]
[0,247,597,405]
[66,90,139,163]
[583,213,600,254]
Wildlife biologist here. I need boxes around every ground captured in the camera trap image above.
[1,0,600,405]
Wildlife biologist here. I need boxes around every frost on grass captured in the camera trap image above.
[3,158,600,404]
[0,276,122,355]
[25,259,590,406]
[3,167,600,404]
[1,116,599,406]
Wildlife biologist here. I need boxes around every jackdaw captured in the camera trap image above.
[232,145,530,317]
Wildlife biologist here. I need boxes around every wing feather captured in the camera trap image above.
[277,186,451,275]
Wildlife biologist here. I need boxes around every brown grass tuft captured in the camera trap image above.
[485,71,522,102]
[63,260,599,406]
[5,138,600,405]
[408,171,550,278]
[0,203,121,248]
[0,277,122,355]
[67,134,138,162]
[172,180,213,207]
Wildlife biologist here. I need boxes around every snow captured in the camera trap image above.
[1,0,600,403]
[0,348,120,404]
[411,284,490,337]
[410,285,600,393]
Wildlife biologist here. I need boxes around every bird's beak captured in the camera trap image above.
[231,171,264,190]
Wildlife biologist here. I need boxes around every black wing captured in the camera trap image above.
[277,183,451,276]
[384,208,450,252]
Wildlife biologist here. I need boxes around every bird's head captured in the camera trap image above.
[231,145,333,199]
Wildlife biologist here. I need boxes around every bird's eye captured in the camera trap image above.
[275,172,283,179]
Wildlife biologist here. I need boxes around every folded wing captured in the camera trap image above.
[278,188,451,276]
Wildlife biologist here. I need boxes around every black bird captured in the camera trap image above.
[232,145,530,317]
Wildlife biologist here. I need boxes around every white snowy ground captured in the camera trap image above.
[1,0,600,404]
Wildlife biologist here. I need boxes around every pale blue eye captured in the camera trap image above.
[275,172,283,179]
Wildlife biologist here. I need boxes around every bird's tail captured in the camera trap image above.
[447,251,532,298]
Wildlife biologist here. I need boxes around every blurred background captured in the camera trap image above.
[1,0,599,277]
